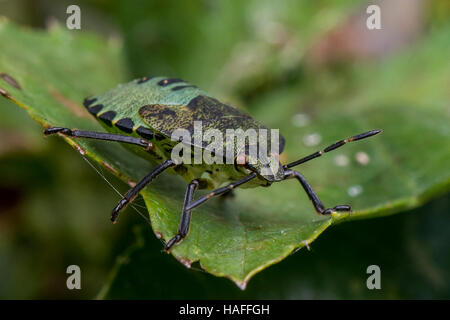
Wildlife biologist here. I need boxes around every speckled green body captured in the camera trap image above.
[83,76,285,189]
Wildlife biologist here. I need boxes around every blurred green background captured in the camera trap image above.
[0,0,449,299]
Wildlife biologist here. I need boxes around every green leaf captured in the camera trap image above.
[100,194,450,299]
[1,19,449,292]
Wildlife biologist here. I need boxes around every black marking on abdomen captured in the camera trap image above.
[136,126,155,140]
[115,118,134,133]
[158,78,184,87]
[83,97,97,108]
[98,111,117,126]
[171,85,196,91]
[87,104,103,115]
[137,76,154,84]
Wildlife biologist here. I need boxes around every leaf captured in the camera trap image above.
[100,194,450,299]
[1,19,449,292]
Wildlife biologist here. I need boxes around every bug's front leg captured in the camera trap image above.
[283,169,351,215]
[164,180,200,251]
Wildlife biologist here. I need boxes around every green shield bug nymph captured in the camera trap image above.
[44,76,381,251]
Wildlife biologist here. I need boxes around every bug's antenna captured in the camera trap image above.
[81,155,151,225]
[284,129,382,169]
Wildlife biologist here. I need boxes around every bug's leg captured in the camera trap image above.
[283,169,351,215]
[164,173,257,251]
[184,173,258,212]
[285,129,381,169]
[44,127,153,151]
[164,180,200,251]
[110,159,176,223]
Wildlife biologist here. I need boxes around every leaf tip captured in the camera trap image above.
[234,280,247,291]
[175,256,192,269]
[301,240,311,251]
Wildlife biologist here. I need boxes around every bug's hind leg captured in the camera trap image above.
[164,180,200,252]
[111,159,176,223]
[284,169,351,215]
[44,127,153,150]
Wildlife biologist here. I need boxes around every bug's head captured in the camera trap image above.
[236,152,284,182]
